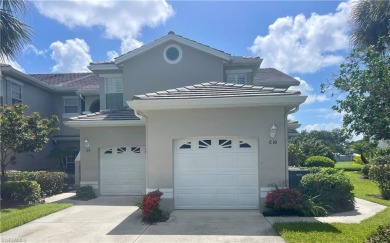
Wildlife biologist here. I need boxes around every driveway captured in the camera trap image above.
[1,196,285,243]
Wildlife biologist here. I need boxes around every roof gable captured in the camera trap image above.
[114,32,232,65]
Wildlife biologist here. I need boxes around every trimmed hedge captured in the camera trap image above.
[304,156,335,168]
[299,168,355,212]
[1,181,41,204]
[4,171,67,195]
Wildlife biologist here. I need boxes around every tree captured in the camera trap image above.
[350,0,390,52]
[0,0,32,60]
[349,139,378,164]
[324,46,390,141]
[0,104,59,181]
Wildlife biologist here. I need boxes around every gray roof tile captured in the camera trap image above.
[133,82,300,100]
[30,73,100,90]
[254,68,300,87]
[70,108,140,121]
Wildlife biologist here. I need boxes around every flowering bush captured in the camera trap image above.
[265,188,303,212]
[138,189,168,223]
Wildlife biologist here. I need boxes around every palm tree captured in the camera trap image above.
[349,0,390,51]
[0,0,32,61]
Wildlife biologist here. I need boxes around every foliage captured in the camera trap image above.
[304,156,335,168]
[288,144,305,166]
[0,203,72,232]
[299,169,355,212]
[0,0,32,60]
[323,46,390,141]
[273,172,390,243]
[300,195,328,217]
[372,153,390,166]
[349,140,378,164]
[349,0,390,52]
[365,224,390,243]
[335,161,363,171]
[369,164,390,199]
[76,185,96,199]
[0,104,59,181]
[353,154,363,164]
[1,180,41,204]
[5,171,68,195]
[137,189,168,223]
[373,147,390,158]
[289,129,351,162]
[265,188,303,213]
[361,164,371,179]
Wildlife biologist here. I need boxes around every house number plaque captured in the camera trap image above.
[269,140,277,144]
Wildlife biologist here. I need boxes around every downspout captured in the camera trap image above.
[134,109,149,195]
[285,105,300,188]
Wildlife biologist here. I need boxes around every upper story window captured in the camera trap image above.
[105,77,123,110]
[11,82,22,104]
[163,44,182,64]
[226,69,251,85]
[63,96,79,115]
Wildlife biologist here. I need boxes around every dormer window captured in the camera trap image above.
[226,69,251,84]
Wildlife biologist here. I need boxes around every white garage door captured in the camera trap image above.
[100,146,145,195]
[174,137,259,209]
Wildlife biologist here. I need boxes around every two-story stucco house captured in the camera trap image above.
[0,64,100,173]
[63,32,307,210]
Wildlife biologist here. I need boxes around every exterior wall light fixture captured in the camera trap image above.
[84,138,90,152]
[270,124,277,138]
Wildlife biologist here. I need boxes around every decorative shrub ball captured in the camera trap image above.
[265,188,303,213]
[304,156,335,168]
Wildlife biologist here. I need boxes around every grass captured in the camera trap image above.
[273,171,390,243]
[0,203,72,232]
[335,161,363,171]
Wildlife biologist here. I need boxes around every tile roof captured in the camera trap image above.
[70,107,140,121]
[134,82,300,100]
[254,68,300,87]
[30,73,99,90]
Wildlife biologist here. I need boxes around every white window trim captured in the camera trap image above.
[10,79,23,104]
[225,69,252,74]
[163,44,183,64]
[63,96,79,118]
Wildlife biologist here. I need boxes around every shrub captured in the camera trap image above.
[265,188,303,213]
[372,154,390,165]
[138,189,168,223]
[353,155,363,164]
[1,181,41,204]
[299,169,355,212]
[361,164,371,179]
[308,167,322,174]
[365,224,390,243]
[369,164,390,199]
[300,195,328,217]
[304,156,335,168]
[76,185,96,199]
[4,171,67,195]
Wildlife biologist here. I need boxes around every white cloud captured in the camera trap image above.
[302,122,342,131]
[50,38,92,72]
[107,50,119,61]
[289,77,329,104]
[2,58,25,72]
[250,0,351,74]
[34,0,174,54]
[24,44,47,57]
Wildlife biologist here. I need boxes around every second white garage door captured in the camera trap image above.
[100,146,145,195]
[174,137,259,209]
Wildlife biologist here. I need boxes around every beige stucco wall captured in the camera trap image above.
[79,126,146,190]
[122,40,224,102]
[143,106,288,209]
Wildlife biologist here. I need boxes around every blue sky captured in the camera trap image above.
[5,0,357,135]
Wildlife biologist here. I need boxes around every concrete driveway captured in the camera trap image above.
[1,196,285,243]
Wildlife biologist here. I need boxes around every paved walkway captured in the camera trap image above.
[266,198,387,224]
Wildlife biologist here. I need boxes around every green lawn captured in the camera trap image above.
[0,203,72,232]
[274,171,390,243]
[335,161,363,171]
